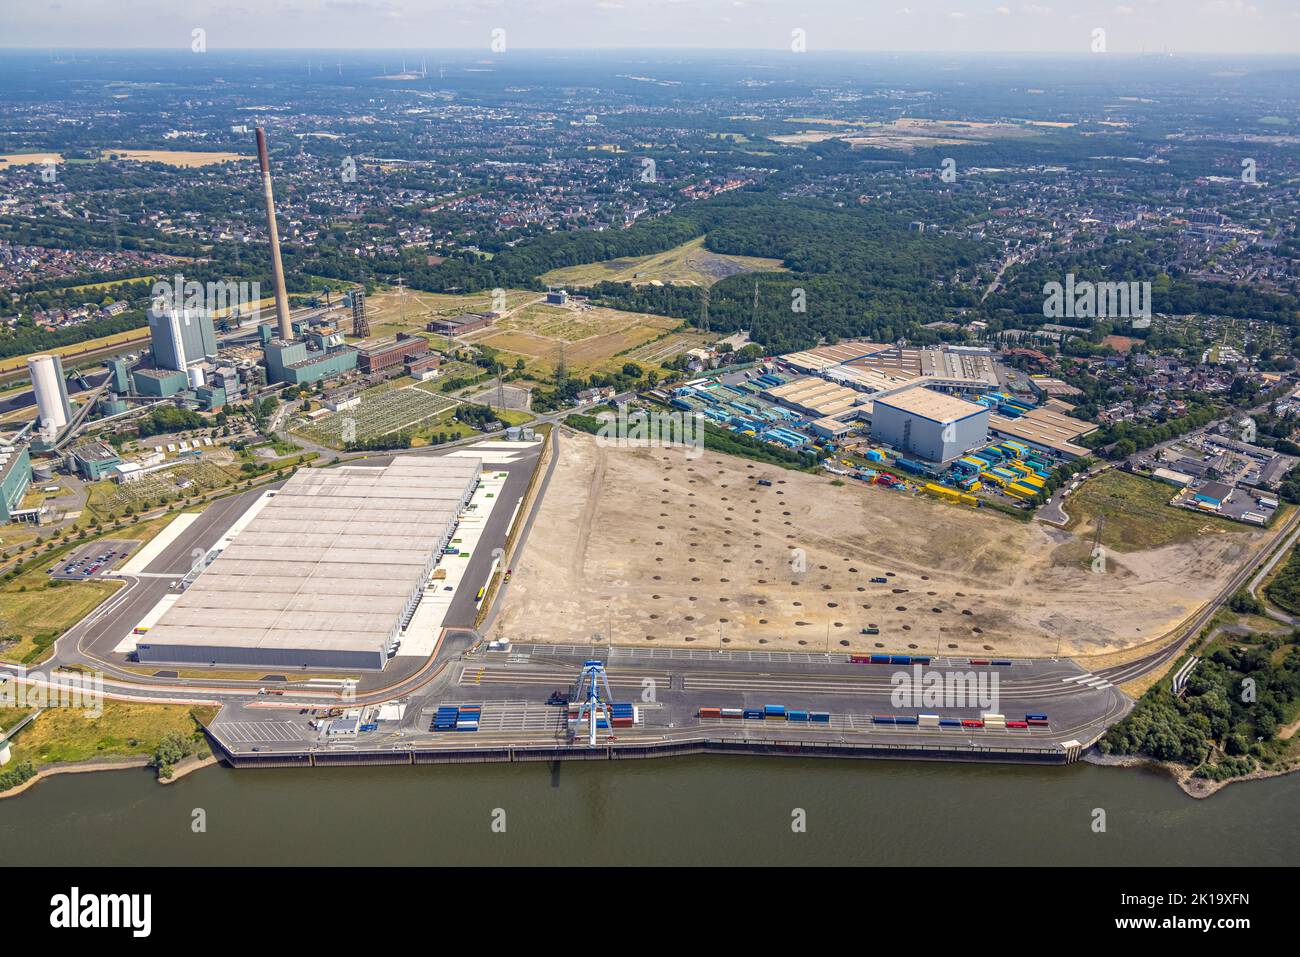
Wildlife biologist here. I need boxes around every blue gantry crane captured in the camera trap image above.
[573,660,614,747]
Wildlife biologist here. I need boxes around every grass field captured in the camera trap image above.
[540,236,786,288]
[0,149,248,168]
[0,578,121,665]
[468,303,685,378]
[356,287,539,342]
[3,701,208,768]
[101,149,250,167]
[1065,471,1247,552]
[0,506,212,665]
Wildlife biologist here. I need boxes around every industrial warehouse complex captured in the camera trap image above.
[135,455,482,671]
[869,387,990,464]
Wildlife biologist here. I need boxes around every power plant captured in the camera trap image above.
[27,354,72,436]
[255,126,294,342]
[255,127,358,384]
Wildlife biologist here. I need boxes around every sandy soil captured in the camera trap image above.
[497,432,1273,657]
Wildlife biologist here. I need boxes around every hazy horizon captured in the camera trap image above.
[2,1,1298,55]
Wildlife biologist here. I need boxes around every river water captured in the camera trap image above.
[3,757,1297,865]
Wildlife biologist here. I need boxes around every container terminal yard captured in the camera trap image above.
[6,416,1288,775]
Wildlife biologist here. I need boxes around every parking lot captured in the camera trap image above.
[48,538,137,581]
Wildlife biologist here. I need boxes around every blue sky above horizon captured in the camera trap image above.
[2,1,1298,54]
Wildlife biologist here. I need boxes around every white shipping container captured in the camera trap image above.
[918,714,941,727]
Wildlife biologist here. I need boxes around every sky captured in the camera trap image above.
[2,0,1298,54]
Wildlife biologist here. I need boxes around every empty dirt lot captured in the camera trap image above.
[497,432,1273,658]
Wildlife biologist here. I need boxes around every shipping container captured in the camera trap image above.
[809,712,830,723]
[720,708,743,718]
[918,714,941,727]
[939,718,961,728]
[872,714,896,724]
[699,707,722,718]
[961,719,984,728]
[1005,720,1029,729]
[742,709,765,720]
[786,710,809,722]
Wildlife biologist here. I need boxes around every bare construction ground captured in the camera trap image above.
[498,432,1275,658]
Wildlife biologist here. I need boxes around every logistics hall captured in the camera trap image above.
[136,455,481,670]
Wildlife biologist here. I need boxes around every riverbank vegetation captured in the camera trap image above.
[1099,627,1300,783]
[0,702,213,792]
[1264,543,1300,616]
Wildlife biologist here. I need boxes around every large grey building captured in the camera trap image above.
[136,455,481,671]
[148,307,218,372]
[870,386,990,464]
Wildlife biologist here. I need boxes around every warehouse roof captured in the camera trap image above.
[143,455,480,657]
[780,342,891,372]
[875,386,987,424]
[763,376,866,417]
[988,406,1097,457]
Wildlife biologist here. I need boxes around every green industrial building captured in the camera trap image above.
[0,444,33,524]
[131,367,190,397]
[195,385,227,411]
[107,357,131,394]
[68,441,122,481]
[265,328,358,385]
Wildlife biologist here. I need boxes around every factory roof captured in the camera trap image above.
[988,405,1097,457]
[763,376,866,417]
[780,342,891,372]
[144,455,480,656]
[874,386,987,424]
[70,440,120,463]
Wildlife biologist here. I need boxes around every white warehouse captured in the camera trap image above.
[870,386,990,464]
[136,455,481,671]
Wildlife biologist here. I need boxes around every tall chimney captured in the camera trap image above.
[255,127,293,341]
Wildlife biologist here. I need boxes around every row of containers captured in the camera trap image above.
[699,704,832,722]
[849,654,1016,667]
[697,705,1050,730]
[870,712,1050,730]
[567,701,640,731]
[432,704,481,732]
